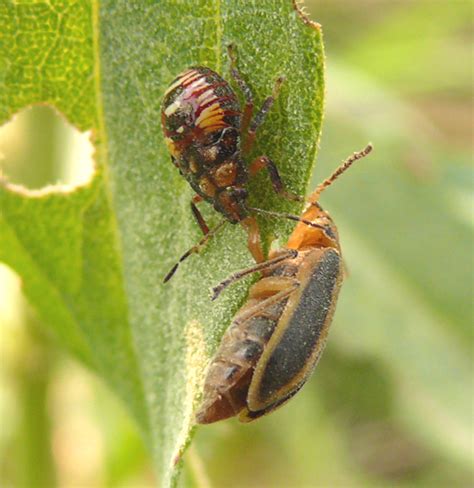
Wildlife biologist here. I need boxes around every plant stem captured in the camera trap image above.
[13,320,56,488]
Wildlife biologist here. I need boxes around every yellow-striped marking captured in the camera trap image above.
[165,137,180,158]
[199,116,227,132]
[195,103,224,129]
[164,69,200,96]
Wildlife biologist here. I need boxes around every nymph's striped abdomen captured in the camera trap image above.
[161,66,247,219]
[161,67,241,155]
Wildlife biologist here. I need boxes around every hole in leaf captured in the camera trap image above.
[0,105,94,191]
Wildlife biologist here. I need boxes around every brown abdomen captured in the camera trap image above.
[195,300,286,424]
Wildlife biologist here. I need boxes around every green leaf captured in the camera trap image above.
[0,1,324,484]
[0,0,148,429]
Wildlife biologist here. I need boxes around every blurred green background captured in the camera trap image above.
[0,1,472,486]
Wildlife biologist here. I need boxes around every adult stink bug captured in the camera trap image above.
[196,144,373,423]
[161,45,300,282]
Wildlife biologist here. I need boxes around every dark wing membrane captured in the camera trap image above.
[248,249,343,411]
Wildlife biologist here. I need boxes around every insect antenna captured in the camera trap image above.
[246,206,327,230]
[309,143,373,203]
[163,220,226,283]
[211,248,298,300]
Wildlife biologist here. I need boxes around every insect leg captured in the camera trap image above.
[247,205,326,230]
[249,276,299,298]
[249,155,302,202]
[244,76,284,153]
[227,44,254,135]
[191,194,210,235]
[163,220,226,283]
[240,216,265,264]
[232,280,300,327]
[211,249,298,300]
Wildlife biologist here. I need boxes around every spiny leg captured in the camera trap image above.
[244,76,285,154]
[249,155,302,202]
[211,249,298,300]
[191,194,210,235]
[227,44,286,157]
[227,44,254,135]
[163,220,226,283]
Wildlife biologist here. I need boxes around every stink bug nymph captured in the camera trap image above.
[161,45,301,282]
[196,144,373,423]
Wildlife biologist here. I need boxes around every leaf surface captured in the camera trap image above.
[98,1,324,483]
[0,0,147,426]
[1,1,324,484]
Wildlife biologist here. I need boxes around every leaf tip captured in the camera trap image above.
[292,0,322,31]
